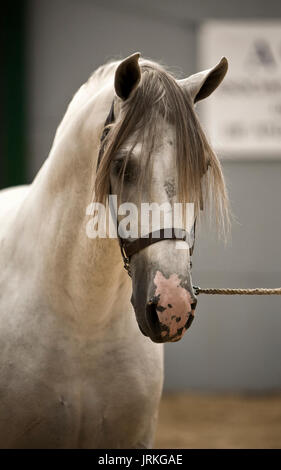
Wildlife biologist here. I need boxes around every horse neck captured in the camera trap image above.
[23,85,132,333]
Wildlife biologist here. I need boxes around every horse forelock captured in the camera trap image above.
[90,58,230,235]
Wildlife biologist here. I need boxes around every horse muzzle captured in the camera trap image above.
[144,297,196,343]
[132,269,197,343]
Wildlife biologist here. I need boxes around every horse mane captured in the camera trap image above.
[94,58,230,235]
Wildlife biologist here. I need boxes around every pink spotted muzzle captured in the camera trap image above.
[144,271,197,343]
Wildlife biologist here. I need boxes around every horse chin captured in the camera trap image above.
[137,327,190,344]
[135,310,195,343]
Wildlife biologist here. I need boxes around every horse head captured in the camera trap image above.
[95,53,229,343]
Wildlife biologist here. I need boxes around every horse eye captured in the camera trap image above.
[112,158,123,176]
[112,159,137,184]
[123,162,138,183]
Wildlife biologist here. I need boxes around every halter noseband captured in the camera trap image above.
[96,100,196,277]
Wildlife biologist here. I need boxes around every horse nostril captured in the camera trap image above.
[146,301,160,328]
[191,300,197,311]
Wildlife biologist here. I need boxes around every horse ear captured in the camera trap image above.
[178,57,228,103]
[114,52,141,100]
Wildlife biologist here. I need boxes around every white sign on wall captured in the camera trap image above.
[198,21,281,159]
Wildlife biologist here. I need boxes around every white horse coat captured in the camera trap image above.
[0,53,228,448]
[0,62,163,449]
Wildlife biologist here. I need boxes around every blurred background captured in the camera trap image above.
[2,0,281,448]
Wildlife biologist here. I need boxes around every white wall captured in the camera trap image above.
[27,0,281,391]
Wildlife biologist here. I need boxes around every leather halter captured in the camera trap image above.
[96,100,196,277]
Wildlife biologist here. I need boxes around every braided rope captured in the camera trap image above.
[194,286,281,296]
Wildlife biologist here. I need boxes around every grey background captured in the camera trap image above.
[26,0,281,391]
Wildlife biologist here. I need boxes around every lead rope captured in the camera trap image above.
[193,286,281,296]
[98,104,281,296]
